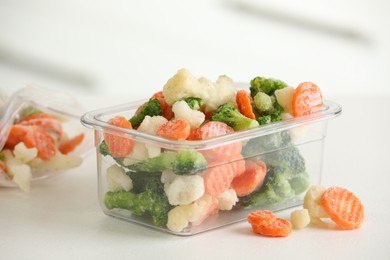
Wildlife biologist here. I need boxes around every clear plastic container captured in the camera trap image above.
[0,86,93,189]
[81,92,341,236]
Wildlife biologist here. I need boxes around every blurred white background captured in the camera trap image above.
[1,0,389,100]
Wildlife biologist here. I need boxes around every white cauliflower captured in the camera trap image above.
[172,100,205,128]
[217,189,239,210]
[13,142,38,163]
[106,164,133,192]
[163,68,236,112]
[166,194,217,232]
[275,86,295,114]
[162,170,204,206]
[3,149,32,192]
[121,141,149,166]
[29,152,82,170]
[137,116,167,158]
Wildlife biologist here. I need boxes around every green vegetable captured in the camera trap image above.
[104,176,171,227]
[209,103,259,131]
[240,137,309,207]
[127,150,207,175]
[253,93,284,125]
[18,106,42,121]
[0,152,5,161]
[129,98,162,128]
[250,77,287,97]
[253,92,273,113]
[181,97,204,111]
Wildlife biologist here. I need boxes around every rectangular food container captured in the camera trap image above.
[81,94,341,236]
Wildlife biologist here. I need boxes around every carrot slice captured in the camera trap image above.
[194,121,242,162]
[18,117,63,142]
[203,154,245,198]
[321,186,364,230]
[236,90,255,119]
[59,133,85,154]
[4,125,29,149]
[156,119,190,140]
[251,218,292,237]
[231,160,267,197]
[23,126,57,160]
[104,116,135,158]
[247,210,276,226]
[292,82,323,117]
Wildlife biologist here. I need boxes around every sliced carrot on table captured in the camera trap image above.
[59,133,85,154]
[231,160,267,197]
[203,154,245,198]
[156,119,190,140]
[104,116,135,158]
[251,218,292,237]
[247,210,276,226]
[236,89,256,119]
[292,81,323,117]
[321,186,364,230]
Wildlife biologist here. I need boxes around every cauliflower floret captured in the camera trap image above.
[166,194,218,232]
[137,115,167,134]
[163,172,204,206]
[11,164,32,192]
[106,164,133,192]
[13,142,38,163]
[291,209,311,229]
[163,68,236,112]
[172,101,205,128]
[217,189,239,210]
[137,116,167,157]
[121,142,149,166]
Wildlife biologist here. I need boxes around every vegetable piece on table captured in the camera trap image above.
[321,186,364,230]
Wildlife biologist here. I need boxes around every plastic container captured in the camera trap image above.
[81,92,341,236]
[0,86,93,189]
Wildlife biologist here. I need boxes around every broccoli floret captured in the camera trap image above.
[129,98,162,128]
[181,97,204,111]
[0,152,5,161]
[210,103,259,131]
[252,93,284,125]
[99,140,110,156]
[104,176,171,227]
[253,92,273,113]
[242,130,292,158]
[240,143,309,207]
[171,150,208,175]
[250,77,287,97]
[127,150,207,175]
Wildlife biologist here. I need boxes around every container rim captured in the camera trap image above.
[80,97,342,150]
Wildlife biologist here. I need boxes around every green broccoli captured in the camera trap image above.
[250,77,287,97]
[0,152,5,161]
[240,143,309,207]
[242,130,292,158]
[209,103,259,131]
[252,93,284,125]
[104,176,171,227]
[129,98,162,128]
[126,150,207,175]
[253,92,273,113]
[181,97,204,111]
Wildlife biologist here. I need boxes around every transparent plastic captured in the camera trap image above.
[0,86,93,187]
[81,92,341,236]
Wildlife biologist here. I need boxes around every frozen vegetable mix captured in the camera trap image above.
[90,68,330,233]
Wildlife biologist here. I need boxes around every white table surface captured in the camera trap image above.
[1,95,389,260]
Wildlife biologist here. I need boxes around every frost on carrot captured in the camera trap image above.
[156,119,191,140]
[104,116,135,158]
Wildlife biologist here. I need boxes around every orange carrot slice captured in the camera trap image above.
[251,218,292,237]
[292,82,323,117]
[59,133,85,155]
[247,210,276,226]
[18,117,63,142]
[156,119,190,140]
[231,160,267,197]
[5,125,29,149]
[104,116,135,158]
[23,126,57,160]
[236,89,255,119]
[203,154,245,198]
[321,186,364,230]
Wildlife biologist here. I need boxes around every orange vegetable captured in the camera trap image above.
[203,154,245,198]
[321,186,364,230]
[231,160,267,197]
[156,119,190,140]
[151,91,174,120]
[59,133,85,155]
[292,82,323,117]
[22,126,57,160]
[18,117,63,142]
[251,218,292,237]
[236,90,255,119]
[104,116,135,158]
[5,125,29,149]
[247,210,276,226]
